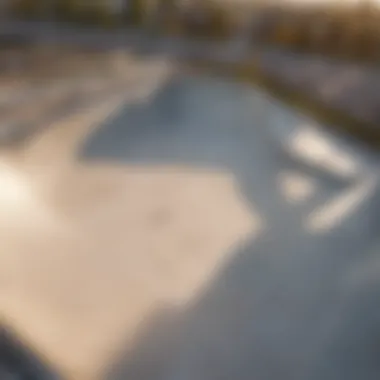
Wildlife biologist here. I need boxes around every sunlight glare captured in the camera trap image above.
[277,170,317,204]
[288,126,359,181]
[306,176,377,233]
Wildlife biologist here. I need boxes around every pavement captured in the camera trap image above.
[1,49,380,380]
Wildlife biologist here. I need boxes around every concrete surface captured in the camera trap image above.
[1,56,380,380]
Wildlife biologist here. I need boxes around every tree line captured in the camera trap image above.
[10,0,380,63]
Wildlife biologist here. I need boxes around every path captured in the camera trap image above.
[1,51,380,380]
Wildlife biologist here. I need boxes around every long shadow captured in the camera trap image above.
[258,50,380,126]
[79,72,380,380]
[0,325,60,380]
